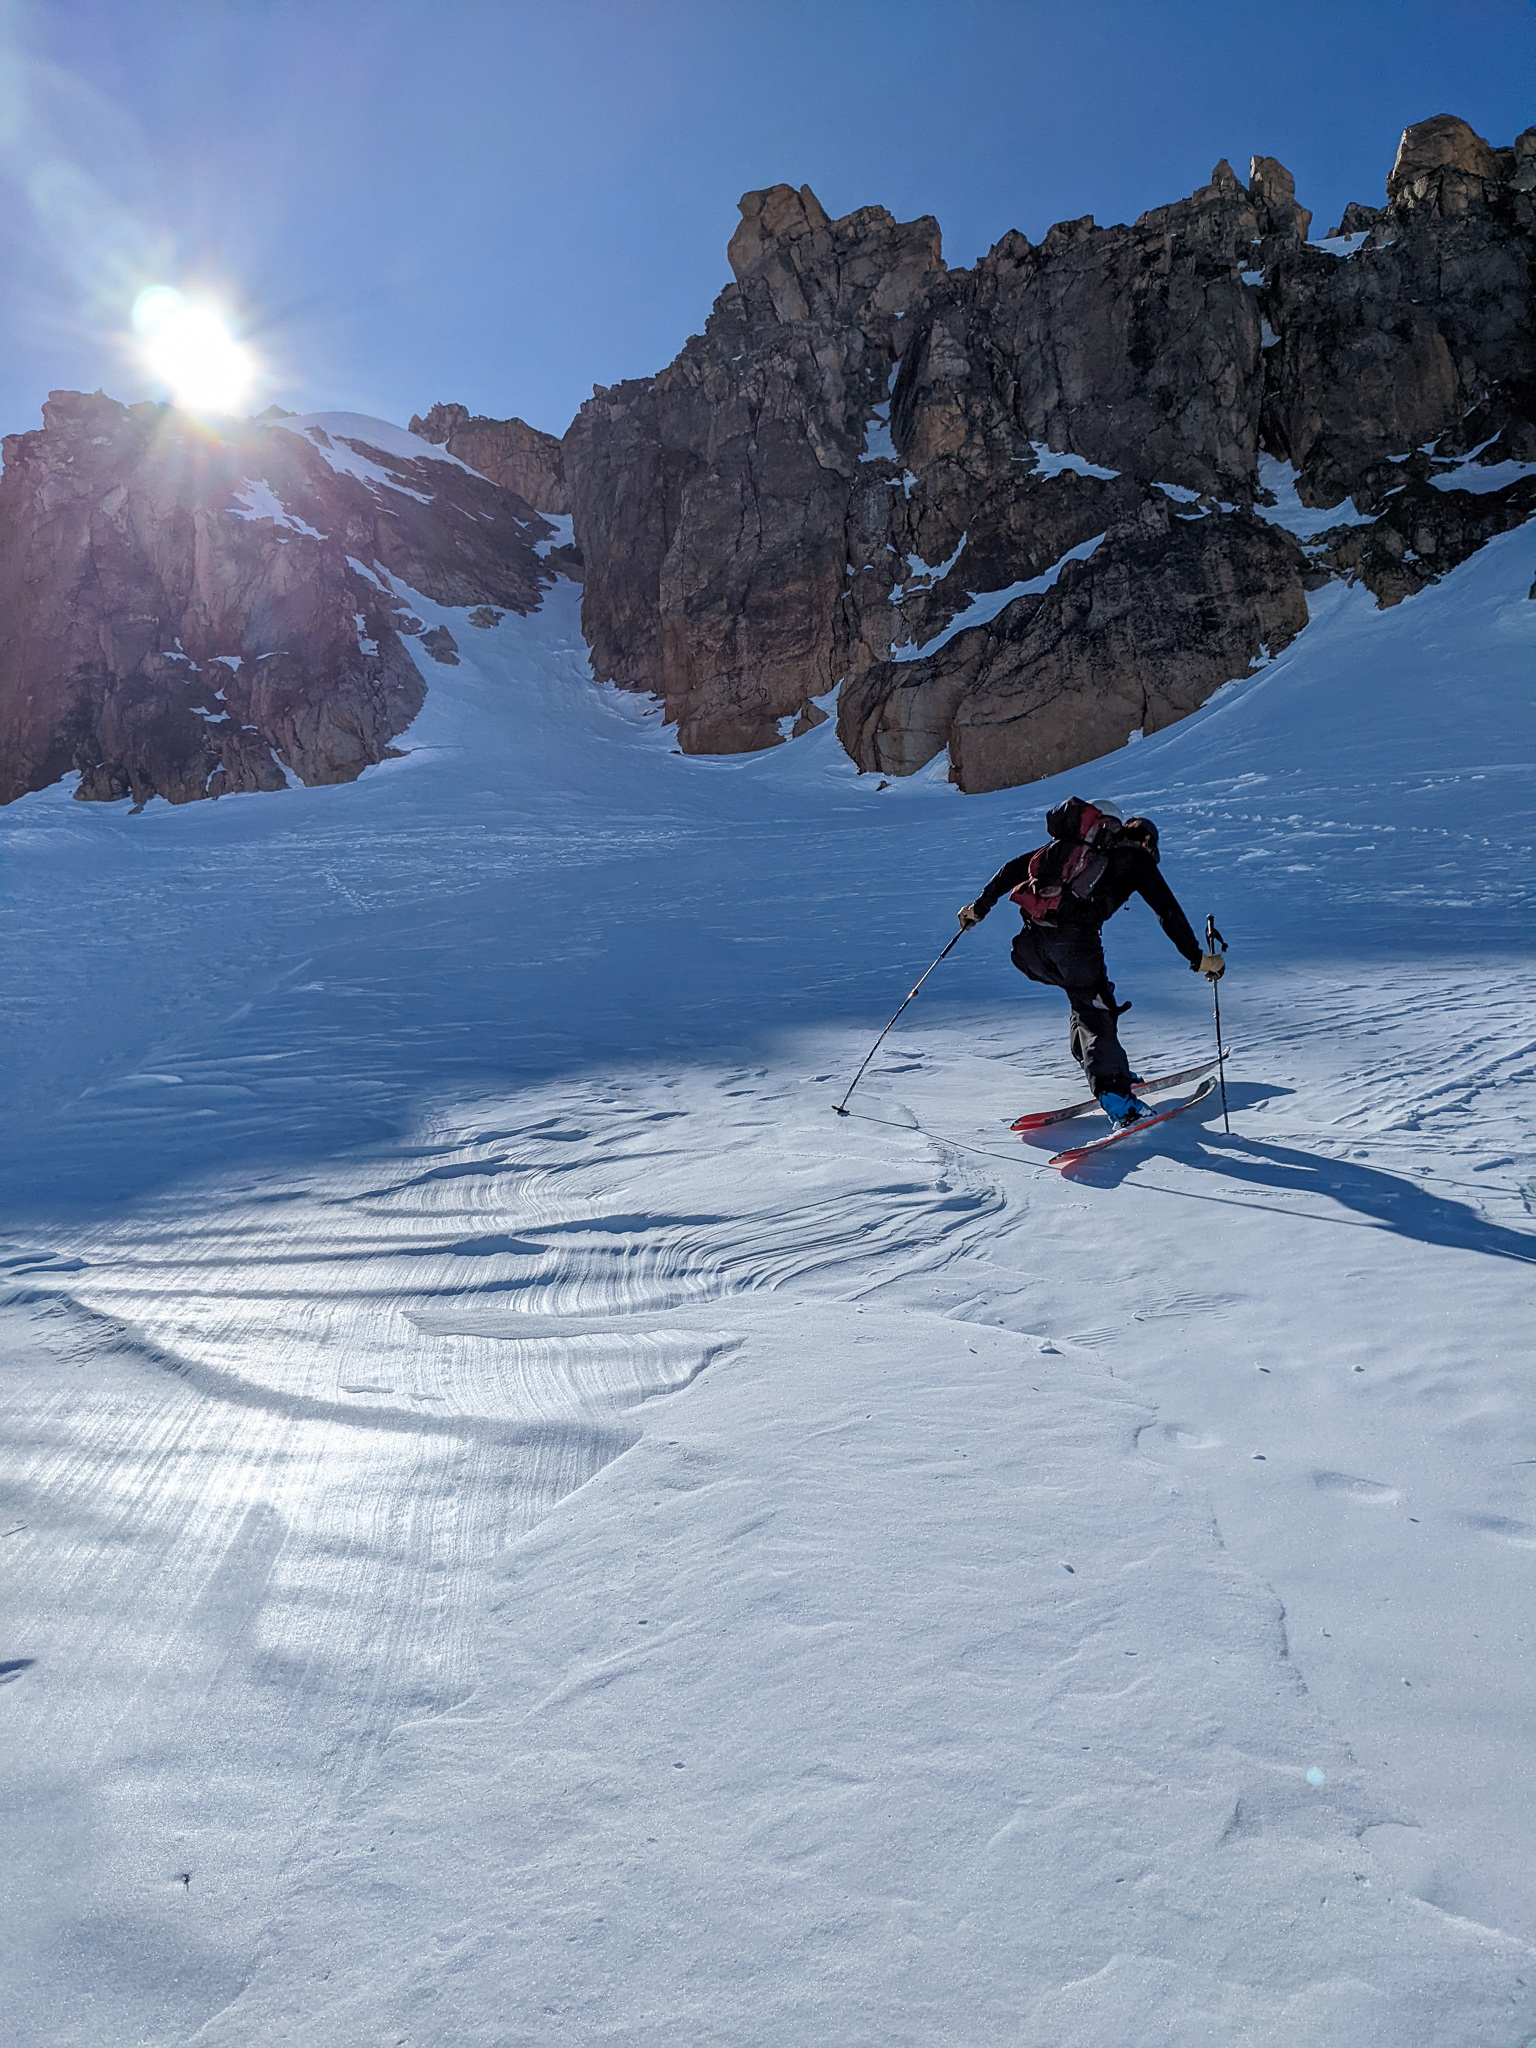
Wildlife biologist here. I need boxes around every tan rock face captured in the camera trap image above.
[1249,155,1313,243]
[409,402,569,515]
[563,117,1535,792]
[0,394,554,806]
[1388,114,1503,216]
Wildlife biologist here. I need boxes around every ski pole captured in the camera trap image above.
[833,930,965,1117]
[1205,913,1230,1135]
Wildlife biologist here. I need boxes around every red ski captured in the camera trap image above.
[1010,1049,1231,1131]
[1047,1077,1217,1168]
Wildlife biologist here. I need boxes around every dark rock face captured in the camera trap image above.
[1314,469,1536,607]
[562,115,1534,789]
[566,184,945,752]
[1259,121,1536,506]
[841,502,1310,793]
[933,155,1300,500]
[409,401,569,514]
[0,394,554,806]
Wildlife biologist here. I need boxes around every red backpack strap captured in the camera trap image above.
[1010,836,1110,924]
[1010,843,1064,923]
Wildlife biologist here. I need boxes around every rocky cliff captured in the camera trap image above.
[0,398,556,805]
[3,114,1531,810]
[551,113,1533,790]
[408,402,570,516]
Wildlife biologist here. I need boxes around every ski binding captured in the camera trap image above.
[1011,1048,1231,1131]
[1048,1077,1218,1168]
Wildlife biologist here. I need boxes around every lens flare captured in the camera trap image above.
[132,285,256,413]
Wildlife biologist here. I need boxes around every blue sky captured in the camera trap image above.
[0,0,1531,439]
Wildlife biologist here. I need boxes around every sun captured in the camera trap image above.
[132,286,257,414]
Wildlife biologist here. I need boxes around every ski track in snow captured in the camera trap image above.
[1,540,1534,2044]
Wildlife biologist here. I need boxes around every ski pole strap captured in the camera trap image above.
[1205,914,1228,955]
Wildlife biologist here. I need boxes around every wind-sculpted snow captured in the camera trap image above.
[0,542,1533,2043]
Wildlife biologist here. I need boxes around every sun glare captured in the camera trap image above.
[132,286,257,414]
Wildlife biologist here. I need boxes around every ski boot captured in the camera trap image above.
[1099,1090,1150,1132]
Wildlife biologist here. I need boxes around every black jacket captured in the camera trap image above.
[974,841,1203,966]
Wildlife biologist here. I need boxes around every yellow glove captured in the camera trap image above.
[958,902,984,929]
[1195,952,1226,980]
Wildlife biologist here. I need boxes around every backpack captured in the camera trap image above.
[1009,797,1120,926]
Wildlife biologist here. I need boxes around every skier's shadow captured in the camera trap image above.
[1062,1085,1536,1266]
[1192,1130,1535,1264]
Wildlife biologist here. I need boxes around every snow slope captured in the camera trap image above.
[1,529,1533,2046]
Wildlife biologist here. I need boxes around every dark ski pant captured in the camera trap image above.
[1010,923,1134,1098]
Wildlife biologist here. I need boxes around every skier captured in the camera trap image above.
[957,798,1225,1129]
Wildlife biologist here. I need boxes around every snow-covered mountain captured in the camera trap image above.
[0,397,563,806]
[2,114,1531,813]
[1,495,1531,2040]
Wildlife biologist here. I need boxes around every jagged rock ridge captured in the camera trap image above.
[1,114,1531,809]
[552,113,1534,790]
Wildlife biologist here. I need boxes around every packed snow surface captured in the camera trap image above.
[1430,455,1536,495]
[1254,453,1374,540]
[1023,440,1120,480]
[228,476,327,538]
[1,516,1534,2045]
[275,411,482,496]
[890,531,968,602]
[861,403,897,461]
[533,511,576,554]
